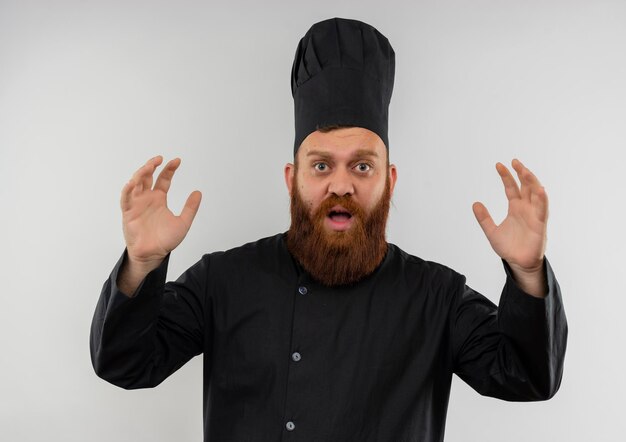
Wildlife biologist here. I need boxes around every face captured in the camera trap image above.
[285,127,397,225]
[284,127,398,286]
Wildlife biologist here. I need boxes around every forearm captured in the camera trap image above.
[499,257,567,399]
[91,249,173,389]
[454,258,567,401]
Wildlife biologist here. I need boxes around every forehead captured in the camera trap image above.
[296,127,388,162]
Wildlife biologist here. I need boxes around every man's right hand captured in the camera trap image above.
[117,156,202,295]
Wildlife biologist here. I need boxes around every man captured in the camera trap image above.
[90,17,567,441]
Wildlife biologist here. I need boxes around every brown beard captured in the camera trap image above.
[286,171,391,287]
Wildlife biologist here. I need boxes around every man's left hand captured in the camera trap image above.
[472,159,548,297]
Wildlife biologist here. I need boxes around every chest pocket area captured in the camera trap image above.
[222,315,282,394]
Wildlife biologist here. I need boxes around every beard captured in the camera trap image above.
[285,172,391,287]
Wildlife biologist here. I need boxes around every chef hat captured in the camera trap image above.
[291,17,395,155]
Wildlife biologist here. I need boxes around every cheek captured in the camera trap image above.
[360,178,387,212]
[296,176,324,209]
[305,196,322,215]
[362,177,379,196]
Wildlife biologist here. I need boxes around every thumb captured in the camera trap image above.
[472,202,496,239]
[179,190,202,228]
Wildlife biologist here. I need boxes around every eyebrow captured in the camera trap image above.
[306,149,379,159]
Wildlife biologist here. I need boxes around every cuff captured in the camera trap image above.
[107,247,171,310]
[500,256,559,316]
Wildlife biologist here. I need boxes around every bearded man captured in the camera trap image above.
[90,18,567,442]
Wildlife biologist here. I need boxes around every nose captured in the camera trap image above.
[327,167,355,196]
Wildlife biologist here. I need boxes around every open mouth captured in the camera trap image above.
[328,209,352,222]
[325,205,354,231]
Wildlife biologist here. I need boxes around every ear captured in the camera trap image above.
[388,164,398,197]
[284,163,295,196]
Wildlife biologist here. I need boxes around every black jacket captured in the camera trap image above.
[90,233,567,441]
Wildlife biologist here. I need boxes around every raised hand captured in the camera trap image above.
[120,156,202,267]
[472,159,549,295]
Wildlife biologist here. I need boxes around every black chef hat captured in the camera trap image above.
[291,17,395,155]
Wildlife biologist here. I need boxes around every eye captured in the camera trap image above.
[314,162,328,172]
[355,163,371,173]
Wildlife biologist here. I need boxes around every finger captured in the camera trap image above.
[130,156,162,191]
[496,162,521,201]
[154,157,182,194]
[179,190,202,227]
[530,185,549,223]
[472,202,497,239]
[130,163,151,192]
[132,179,143,196]
[512,158,544,201]
[131,156,160,181]
[120,180,135,211]
[141,155,164,190]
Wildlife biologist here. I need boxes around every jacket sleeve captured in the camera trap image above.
[450,257,567,401]
[89,247,211,390]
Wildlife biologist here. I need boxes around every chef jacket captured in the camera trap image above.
[90,233,567,442]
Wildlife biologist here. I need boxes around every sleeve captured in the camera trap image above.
[450,257,568,401]
[89,247,211,390]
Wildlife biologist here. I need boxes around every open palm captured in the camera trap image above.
[472,159,548,273]
[120,156,202,264]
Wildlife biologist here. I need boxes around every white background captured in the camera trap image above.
[1,0,624,440]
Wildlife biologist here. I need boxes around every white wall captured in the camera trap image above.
[1,0,624,440]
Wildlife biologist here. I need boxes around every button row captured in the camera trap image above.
[287,286,306,433]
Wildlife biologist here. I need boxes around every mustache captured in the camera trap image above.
[313,194,366,221]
